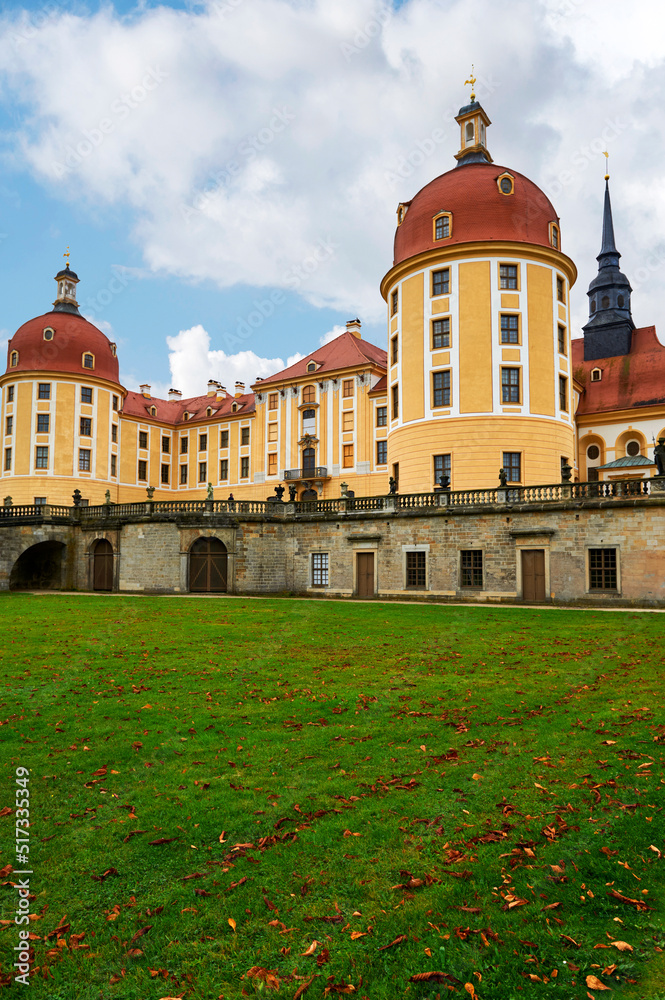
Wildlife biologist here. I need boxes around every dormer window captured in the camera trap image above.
[110,342,117,357]
[82,352,94,370]
[10,351,18,367]
[549,223,560,249]
[183,411,190,420]
[396,203,408,225]
[497,172,514,196]
[433,212,452,241]
[232,403,237,412]
[590,368,602,382]
[307,362,316,373]
[150,406,157,417]
[206,406,212,416]
[43,327,54,341]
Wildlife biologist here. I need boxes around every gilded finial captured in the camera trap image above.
[603,150,610,181]
[464,64,477,103]
[63,246,71,267]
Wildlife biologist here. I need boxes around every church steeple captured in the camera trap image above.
[454,70,492,167]
[582,176,634,361]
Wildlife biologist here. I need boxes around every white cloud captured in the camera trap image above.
[1,0,665,331]
[319,324,346,346]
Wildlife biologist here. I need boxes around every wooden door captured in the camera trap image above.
[93,539,113,592]
[189,537,228,593]
[356,552,374,598]
[521,549,545,602]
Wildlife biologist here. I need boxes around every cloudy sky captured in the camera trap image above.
[1,0,664,397]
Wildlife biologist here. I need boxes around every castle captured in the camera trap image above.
[1,94,665,605]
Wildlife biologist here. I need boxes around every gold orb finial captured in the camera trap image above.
[63,246,71,267]
[464,64,477,103]
[603,150,610,181]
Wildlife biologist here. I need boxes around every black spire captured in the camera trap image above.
[582,177,634,361]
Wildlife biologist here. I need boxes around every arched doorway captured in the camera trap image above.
[10,541,66,591]
[189,537,228,593]
[93,539,114,592]
[301,489,318,501]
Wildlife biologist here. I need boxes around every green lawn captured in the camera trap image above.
[0,595,664,999]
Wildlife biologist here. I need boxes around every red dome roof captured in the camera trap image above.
[6,312,120,384]
[393,162,559,266]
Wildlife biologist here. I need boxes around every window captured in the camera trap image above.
[434,453,451,485]
[111,424,118,443]
[302,385,316,403]
[342,410,354,431]
[303,408,316,434]
[220,459,228,480]
[161,435,169,453]
[406,551,426,588]
[268,393,278,410]
[432,317,450,349]
[220,430,229,448]
[558,325,566,354]
[81,387,93,404]
[500,264,518,289]
[376,406,387,427]
[587,445,600,460]
[80,417,91,437]
[303,447,315,473]
[34,496,47,506]
[392,462,399,489]
[502,451,521,482]
[391,290,398,315]
[199,461,207,482]
[626,440,641,457]
[4,448,11,471]
[199,433,207,451]
[137,459,147,480]
[498,175,514,195]
[434,214,450,240]
[38,383,51,400]
[312,552,329,587]
[432,370,451,407]
[241,427,250,446]
[183,411,190,420]
[151,406,157,417]
[391,336,398,364]
[6,416,13,435]
[180,465,188,484]
[590,368,602,382]
[343,444,353,468]
[501,367,520,404]
[432,268,450,296]
[43,327,54,341]
[112,394,119,411]
[342,379,354,397]
[589,548,617,591]
[82,353,94,370]
[110,454,117,476]
[268,453,277,475]
[240,457,249,478]
[550,224,559,249]
[461,550,483,588]
[10,351,18,367]
[392,384,399,419]
[7,386,14,402]
[376,440,387,465]
[180,437,188,454]
[79,449,91,472]
[559,375,568,411]
[268,422,278,442]
[161,463,169,484]
[557,277,565,303]
[500,314,519,344]
[307,361,316,373]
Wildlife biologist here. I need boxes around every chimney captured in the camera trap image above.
[346,318,362,339]
[168,388,182,401]
[207,379,220,397]
[140,383,151,397]
[216,385,227,401]
[234,381,245,398]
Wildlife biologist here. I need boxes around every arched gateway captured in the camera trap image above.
[189,537,228,593]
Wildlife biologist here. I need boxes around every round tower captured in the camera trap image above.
[380,97,577,492]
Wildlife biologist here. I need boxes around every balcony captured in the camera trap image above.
[284,466,329,481]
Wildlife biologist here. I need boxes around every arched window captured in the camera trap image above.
[306,362,316,373]
[618,295,625,308]
[302,385,316,404]
[433,212,452,240]
[601,296,610,309]
[82,352,95,370]
[465,121,474,144]
[43,327,54,341]
[302,447,315,473]
[10,351,18,367]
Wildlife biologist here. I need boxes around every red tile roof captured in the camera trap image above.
[253,331,387,386]
[122,390,255,424]
[393,162,559,266]
[370,375,387,393]
[7,311,120,383]
[572,326,665,415]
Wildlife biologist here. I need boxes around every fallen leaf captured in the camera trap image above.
[228,918,236,932]
[378,934,407,951]
[464,984,476,997]
[301,940,319,956]
[293,975,318,999]
[0,864,12,877]
[0,808,13,818]
[350,931,367,940]
[128,926,152,947]
[607,888,653,910]
[247,966,280,990]
[148,838,178,846]
[126,948,143,957]
[472,773,482,780]
[612,941,633,952]
[586,974,611,990]
[91,868,119,882]
[409,972,462,986]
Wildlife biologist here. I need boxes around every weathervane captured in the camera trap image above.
[603,150,610,181]
[63,246,71,267]
[464,65,477,102]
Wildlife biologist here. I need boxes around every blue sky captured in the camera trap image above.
[1,0,664,397]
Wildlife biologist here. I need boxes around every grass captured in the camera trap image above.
[0,594,664,1000]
